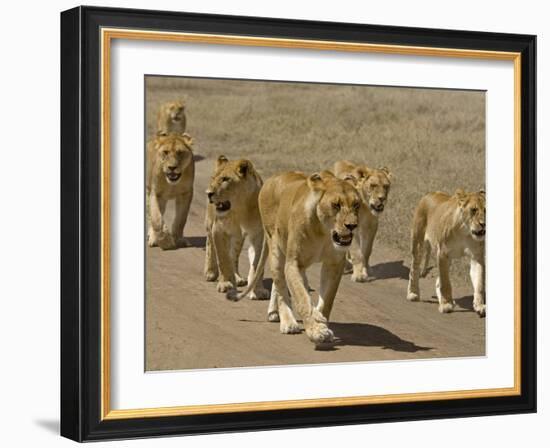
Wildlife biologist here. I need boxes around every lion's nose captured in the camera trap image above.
[480,222,486,228]
[167,165,177,171]
[345,223,357,231]
[206,191,214,199]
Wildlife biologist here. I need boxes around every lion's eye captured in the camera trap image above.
[332,202,341,211]
[370,183,378,188]
[352,202,360,210]
[221,177,230,183]
[161,150,169,157]
[471,207,478,215]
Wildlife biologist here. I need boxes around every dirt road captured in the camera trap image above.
[145,157,485,371]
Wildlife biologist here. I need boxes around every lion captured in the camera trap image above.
[334,160,393,282]
[227,171,361,346]
[156,100,186,136]
[406,189,486,316]
[146,133,194,250]
[204,156,270,300]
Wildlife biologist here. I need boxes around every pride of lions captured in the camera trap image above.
[147,100,486,347]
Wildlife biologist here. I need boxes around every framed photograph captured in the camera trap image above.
[60,6,536,442]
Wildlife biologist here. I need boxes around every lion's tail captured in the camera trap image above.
[226,236,269,302]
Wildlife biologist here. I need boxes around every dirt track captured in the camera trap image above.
[145,157,485,371]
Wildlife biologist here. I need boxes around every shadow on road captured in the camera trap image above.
[186,236,206,248]
[193,154,206,162]
[455,295,474,311]
[369,260,409,280]
[331,322,432,352]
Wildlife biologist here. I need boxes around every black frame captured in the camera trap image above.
[61,6,536,442]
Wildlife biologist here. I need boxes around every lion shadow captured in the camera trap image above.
[330,322,432,353]
[454,295,475,312]
[368,260,410,281]
[186,236,206,248]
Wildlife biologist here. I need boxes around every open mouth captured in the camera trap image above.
[370,203,385,213]
[165,172,181,183]
[215,201,231,213]
[472,229,486,238]
[172,115,182,122]
[332,231,353,247]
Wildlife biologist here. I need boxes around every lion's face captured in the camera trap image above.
[206,156,255,216]
[457,190,486,241]
[165,100,185,123]
[155,134,193,185]
[309,174,361,251]
[356,167,392,216]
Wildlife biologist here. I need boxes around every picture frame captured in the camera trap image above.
[60,5,536,442]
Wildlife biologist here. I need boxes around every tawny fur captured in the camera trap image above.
[334,160,392,282]
[228,171,361,346]
[406,189,486,316]
[156,100,186,136]
[146,134,194,250]
[204,156,269,300]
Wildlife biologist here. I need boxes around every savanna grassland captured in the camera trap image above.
[145,76,485,286]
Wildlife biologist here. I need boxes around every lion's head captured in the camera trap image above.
[153,133,193,185]
[456,189,486,241]
[164,100,185,123]
[206,156,261,216]
[344,166,392,216]
[307,173,361,251]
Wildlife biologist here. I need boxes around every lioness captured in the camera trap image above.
[228,171,361,345]
[204,156,270,300]
[334,160,392,282]
[156,100,186,136]
[406,189,486,316]
[146,133,194,250]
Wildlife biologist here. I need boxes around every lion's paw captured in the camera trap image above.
[407,292,420,302]
[267,311,280,322]
[235,274,248,287]
[204,270,218,282]
[147,229,159,247]
[280,320,301,334]
[351,272,369,283]
[438,302,455,314]
[157,232,177,250]
[474,303,486,317]
[216,281,234,293]
[306,323,334,344]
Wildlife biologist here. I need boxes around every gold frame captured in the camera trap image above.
[100,28,522,421]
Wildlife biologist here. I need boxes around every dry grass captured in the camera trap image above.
[145,76,485,285]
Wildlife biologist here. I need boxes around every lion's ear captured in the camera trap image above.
[343,173,358,187]
[455,189,468,208]
[479,189,486,197]
[319,170,336,181]
[307,173,326,192]
[237,160,252,177]
[355,166,370,180]
[379,166,393,181]
[181,133,194,148]
[216,155,229,168]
